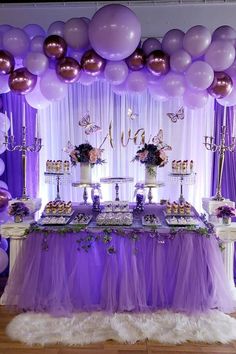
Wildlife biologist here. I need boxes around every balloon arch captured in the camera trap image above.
[0,3,235,109]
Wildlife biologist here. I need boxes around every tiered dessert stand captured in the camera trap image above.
[100,177,134,201]
[169,172,196,204]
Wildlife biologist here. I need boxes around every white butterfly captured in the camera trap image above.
[152,129,172,151]
[79,113,102,135]
[63,141,75,154]
[127,108,139,120]
[167,107,184,123]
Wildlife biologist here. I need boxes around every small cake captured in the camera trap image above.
[166,202,172,214]
[179,203,185,214]
[172,202,179,214]
[190,160,194,172]
[184,202,191,215]
[172,160,177,172]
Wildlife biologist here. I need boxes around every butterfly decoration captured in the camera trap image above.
[78,112,102,135]
[127,108,139,120]
[167,106,184,123]
[63,141,75,154]
[152,129,172,151]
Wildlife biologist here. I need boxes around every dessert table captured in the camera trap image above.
[2,204,235,316]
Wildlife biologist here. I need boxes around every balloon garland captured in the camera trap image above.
[0,3,235,109]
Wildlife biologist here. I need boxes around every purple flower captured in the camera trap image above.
[8,202,30,217]
[216,205,236,218]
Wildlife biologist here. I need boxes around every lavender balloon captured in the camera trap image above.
[81,49,106,76]
[183,25,211,58]
[88,4,141,60]
[40,69,67,101]
[212,25,236,45]
[170,49,192,73]
[183,89,209,109]
[3,28,30,58]
[208,72,233,99]
[78,71,97,86]
[23,24,45,39]
[185,61,214,91]
[9,67,37,94]
[126,71,147,93]
[25,79,50,109]
[47,21,65,37]
[0,74,10,94]
[104,60,128,85]
[162,29,185,55]
[142,38,161,56]
[148,80,169,102]
[162,72,185,97]
[64,18,90,52]
[30,35,45,53]
[205,40,235,71]
[24,52,49,76]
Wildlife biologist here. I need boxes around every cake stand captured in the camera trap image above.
[100,177,134,201]
[135,182,165,204]
[72,182,101,204]
[44,172,71,201]
[168,172,196,204]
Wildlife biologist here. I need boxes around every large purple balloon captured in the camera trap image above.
[25,79,50,109]
[40,69,67,101]
[78,71,97,86]
[208,72,233,99]
[81,49,106,76]
[3,28,30,58]
[146,50,170,77]
[162,72,186,97]
[56,57,81,83]
[24,52,49,76]
[126,48,145,71]
[30,35,45,53]
[23,24,45,40]
[162,29,185,55]
[104,60,128,85]
[170,49,192,73]
[9,67,37,94]
[0,188,11,212]
[142,38,161,56]
[88,4,141,60]
[0,248,8,274]
[183,89,209,110]
[183,25,211,58]
[126,71,147,93]
[43,35,67,60]
[0,50,15,75]
[185,61,214,91]
[47,21,65,37]
[205,40,235,71]
[64,18,90,52]
[212,25,236,45]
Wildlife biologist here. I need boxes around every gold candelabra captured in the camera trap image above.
[204,125,235,201]
[4,126,42,200]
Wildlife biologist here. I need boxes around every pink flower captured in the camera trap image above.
[70,150,78,162]
[137,150,148,162]
[89,148,101,163]
[159,150,167,162]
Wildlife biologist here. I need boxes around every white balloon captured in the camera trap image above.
[0,158,5,176]
[0,181,8,190]
[0,113,10,133]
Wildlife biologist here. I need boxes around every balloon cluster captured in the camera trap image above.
[0,4,235,109]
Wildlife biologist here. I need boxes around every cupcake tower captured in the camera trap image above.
[166,201,191,215]
[172,160,193,174]
[45,201,72,215]
[46,160,70,173]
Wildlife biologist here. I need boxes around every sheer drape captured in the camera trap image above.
[38,81,214,212]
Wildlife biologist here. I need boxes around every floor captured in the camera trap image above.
[1,305,236,354]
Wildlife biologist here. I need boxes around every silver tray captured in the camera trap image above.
[165,216,199,226]
[163,211,194,217]
[38,216,71,225]
[42,210,74,217]
[142,216,162,226]
[70,214,92,225]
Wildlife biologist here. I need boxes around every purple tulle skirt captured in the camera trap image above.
[3,229,235,316]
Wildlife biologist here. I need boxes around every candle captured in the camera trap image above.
[223,105,226,126]
[10,112,13,136]
[4,111,7,135]
[233,106,236,137]
[35,113,38,138]
[22,103,25,127]
[36,113,40,138]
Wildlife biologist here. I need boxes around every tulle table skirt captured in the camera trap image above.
[3,225,235,316]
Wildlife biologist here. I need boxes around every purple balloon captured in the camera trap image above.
[0,25,12,34]
[78,71,97,86]
[183,25,211,58]
[23,24,45,40]
[183,89,209,109]
[0,188,11,212]
[9,67,37,94]
[0,248,8,273]
[226,59,236,79]
[185,61,214,91]
[162,72,186,97]
[205,40,235,71]
[24,52,49,76]
[88,4,141,60]
[142,38,161,56]
[148,79,169,102]
[40,69,67,101]
[170,49,192,73]
[0,74,10,94]
[81,49,106,76]
[25,78,50,109]
[162,29,185,55]
[0,237,8,252]
[104,60,128,85]
[126,71,147,93]
[111,81,127,95]
[3,28,30,58]
[47,21,65,37]
[64,18,90,52]
[30,35,45,53]
[212,25,236,45]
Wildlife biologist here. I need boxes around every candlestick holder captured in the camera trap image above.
[204,125,235,201]
[4,127,42,200]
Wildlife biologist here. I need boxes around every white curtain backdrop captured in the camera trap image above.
[38,80,214,212]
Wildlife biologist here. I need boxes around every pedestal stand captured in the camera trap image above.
[44,172,71,201]
[100,177,133,201]
[72,182,101,204]
[169,173,196,203]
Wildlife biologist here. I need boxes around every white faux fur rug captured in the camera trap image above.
[6,310,236,346]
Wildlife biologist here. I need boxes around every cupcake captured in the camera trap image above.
[172,202,179,214]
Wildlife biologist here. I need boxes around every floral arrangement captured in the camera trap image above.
[68,143,105,167]
[8,202,30,217]
[216,205,236,218]
[133,143,169,168]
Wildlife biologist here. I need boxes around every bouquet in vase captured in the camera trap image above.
[216,205,236,218]
[8,202,29,222]
[67,142,105,167]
